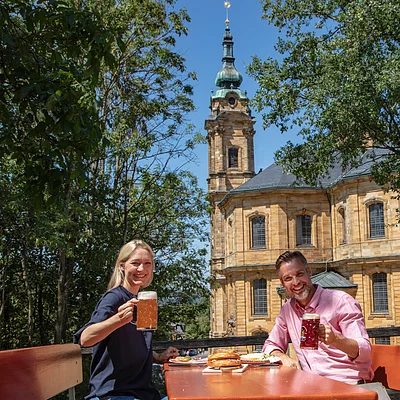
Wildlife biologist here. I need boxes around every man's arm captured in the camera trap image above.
[270,349,300,368]
[263,311,300,369]
[319,294,371,360]
[319,324,359,359]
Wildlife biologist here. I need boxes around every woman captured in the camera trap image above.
[74,239,178,400]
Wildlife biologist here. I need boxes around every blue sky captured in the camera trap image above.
[174,0,299,190]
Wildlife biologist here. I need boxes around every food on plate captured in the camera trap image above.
[171,356,191,362]
[240,353,282,364]
[169,355,208,364]
[207,350,242,370]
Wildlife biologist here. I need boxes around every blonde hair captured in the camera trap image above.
[107,239,155,290]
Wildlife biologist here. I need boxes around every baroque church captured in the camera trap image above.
[206,17,400,347]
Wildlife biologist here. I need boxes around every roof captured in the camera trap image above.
[311,270,358,289]
[220,148,390,204]
[230,162,342,193]
[212,88,248,99]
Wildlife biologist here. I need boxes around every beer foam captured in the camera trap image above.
[138,291,157,300]
[302,313,320,320]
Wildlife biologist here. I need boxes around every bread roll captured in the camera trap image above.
[208,351,240,361]
[207,350,242,369]
[207,358,242,369]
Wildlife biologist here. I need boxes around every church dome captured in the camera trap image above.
[215,65,243,89]
[215,26,243,89]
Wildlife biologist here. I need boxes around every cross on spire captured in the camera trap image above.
[224,1,231,27]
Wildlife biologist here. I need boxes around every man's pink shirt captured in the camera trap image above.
[263,284,374,384]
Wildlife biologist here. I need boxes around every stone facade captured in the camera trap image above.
[206,20,400,349]
[208,180,400,346]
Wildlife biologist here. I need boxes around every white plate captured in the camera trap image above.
[240,354,282,364]
[169,357,207,365]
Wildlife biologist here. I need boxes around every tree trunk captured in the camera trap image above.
[38,283,45,345]
[38,247,45,344]
[55,249,73,344]
[54,182,73,344]
[21,247,34,345]
[122,163,129,244]
[0,253,7,348]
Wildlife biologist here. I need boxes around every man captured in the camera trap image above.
[263,250,374,384]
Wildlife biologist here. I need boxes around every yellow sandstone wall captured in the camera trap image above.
[210,177,400,347]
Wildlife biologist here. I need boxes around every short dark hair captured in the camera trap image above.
[275,251,308,271]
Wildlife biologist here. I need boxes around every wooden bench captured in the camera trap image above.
[371,344,400,399]
[0,343,82,400]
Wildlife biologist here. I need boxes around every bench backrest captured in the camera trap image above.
[0,343,82,400]
[371,344,400,390]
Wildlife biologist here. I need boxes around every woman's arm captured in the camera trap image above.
[153,347,180,364]
[80,298,137,347]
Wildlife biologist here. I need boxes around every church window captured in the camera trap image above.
[338,207,346,244]
[372,272,388,313]
[296,215,312,246]
[253,278,267,315]
[369,203,385,238]
[228,96,236,106]
[251,216,266,248]
[228,148,238,168]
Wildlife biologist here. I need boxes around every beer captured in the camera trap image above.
[136,291,158,330]
[300,313,320,350]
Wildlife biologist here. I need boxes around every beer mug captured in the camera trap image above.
[300,313,320,349]
[136,291,158,330]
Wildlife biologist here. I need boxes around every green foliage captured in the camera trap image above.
[0,0,116,204]
[183,297,210,339]
[0,0,209,350]
[248,0,400,192]
[155,295,209,341]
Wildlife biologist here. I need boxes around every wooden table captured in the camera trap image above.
[164,364,378,400]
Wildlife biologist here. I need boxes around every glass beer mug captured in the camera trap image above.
[300,313,320,350]
[136,291,158,331]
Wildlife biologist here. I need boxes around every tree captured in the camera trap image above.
[0,0,118,204]
[0,0,209,348]
[183,297,210,340]
[0,157,61,347]
[69,169,210,343]
[248,0,400,194]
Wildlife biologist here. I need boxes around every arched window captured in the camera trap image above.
[228,148,238,168]
[253,278,267,315]
[296,215,312,246]
[251,216,266,248]
[338,208,346,244]
[369,203,385,238]
[372,273,388,313]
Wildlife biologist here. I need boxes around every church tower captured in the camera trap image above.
[205,2,256,337]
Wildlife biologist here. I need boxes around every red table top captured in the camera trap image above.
[164,364,378,400]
